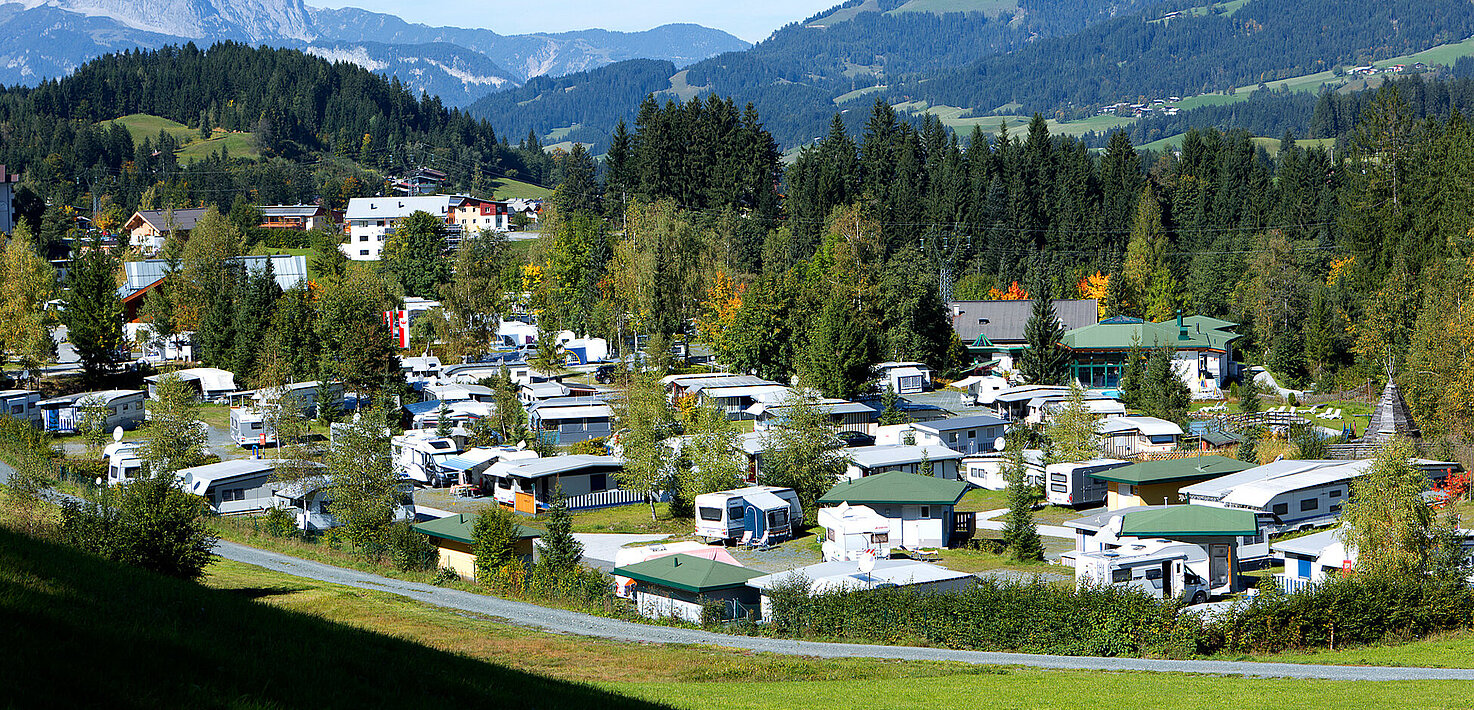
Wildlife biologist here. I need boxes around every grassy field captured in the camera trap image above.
[892,101,1134,137]
[491,176,553,199]
[887,0,1018,17]
[834,85,888,104]
[569,501,693,535]
[177,130,260,162]
[810,0,881,26]
[103,113,197,145]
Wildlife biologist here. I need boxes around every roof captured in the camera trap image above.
[145,367,237,393]
[493,454,623,480]
[693,383,791,399]
[344,196,454,221]
[178,458,279,494]
[413,513,541,546]
[123,256,307,296]
[745,559,973,593]
[530,405,611,421]
[1179,459,1359,508]
[37,389,143,407]
[847,444,965,469]
[949,299,1099,345]
[129,207,209,232]
[1119,504,1258,537]
[1063,505,1155,532]
[914,414,1008,433]
[259,204,324,218]
[1098,416,1184,437]
[613,553,760,593]
[819,470,970,506]
[439,447,509,472]
[751,398,875,419]
[527,396,609,411]
[1270,527,1342,557]
[1062,315,1238,352]
[1090,455,1253,485]
[1363,375,1420,443]
[1199,430,1243,447]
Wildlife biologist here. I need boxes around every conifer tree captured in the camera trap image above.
[472,505,523,580]
[1002,442,1043,562]
[1045,382,1100,464]
[538,485,584,575]
[1017,295,1069,385]
[62,235,125,384]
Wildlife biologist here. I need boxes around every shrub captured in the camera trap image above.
[700,598,728,628]
[385,521,436,572]
[58,474,217,581]
[262,507,299,538]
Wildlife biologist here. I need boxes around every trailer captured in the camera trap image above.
[694,486,801,545]
[1045,458,1131,507]
[391,432,462,486]
[229,407,275,447]
[1075,539,1212,603]
[817,502,892,562]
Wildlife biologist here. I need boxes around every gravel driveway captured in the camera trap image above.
[212,540,1474,681]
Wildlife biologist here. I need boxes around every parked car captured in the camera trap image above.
[834,430,876,448]
[594,364,617,384]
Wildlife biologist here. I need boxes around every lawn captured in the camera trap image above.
[490,176,553,199]
[887,0,1018,17]
[569,501,693,535]
[176,130,260,162]
[833,85,887,105]
[102,113,197,145]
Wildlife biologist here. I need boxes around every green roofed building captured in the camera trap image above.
[1089,455,1254,511]
[1061,313,1239,396]
[1120,504,1260,593]
[818,471,972,549]
[413,514,542,582]
[614,554,761,623]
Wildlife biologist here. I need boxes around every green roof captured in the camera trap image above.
[413,513,543,546]
[1199,430,1243,447]
[1120,505,1258,537]
[818,470,970,507]
[1090,455,1254,485]
[613,554,761,593]
[1062,315,1238,352]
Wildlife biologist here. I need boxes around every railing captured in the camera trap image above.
[1274,573,1317,594]
[949,511,976,546]
[566,488,669,511]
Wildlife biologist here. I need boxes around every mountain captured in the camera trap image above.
[0,1,748,108]
[306,6,751,83]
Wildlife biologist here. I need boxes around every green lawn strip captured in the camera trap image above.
[613,671,1473,710]
[0,525,661,709]
[1231,630,1474,669]
[569,501,693,535]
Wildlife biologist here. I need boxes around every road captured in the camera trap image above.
[211,539,1474,681]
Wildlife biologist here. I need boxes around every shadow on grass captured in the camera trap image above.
[226,585,312,600]
[0,526,672,709]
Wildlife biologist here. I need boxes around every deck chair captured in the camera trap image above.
[737,530,752,548]
[753,532,771,550]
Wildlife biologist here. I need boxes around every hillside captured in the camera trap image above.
[0,526,665,709]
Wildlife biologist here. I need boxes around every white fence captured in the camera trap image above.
[1274,573,1317,595]
[566,488,668,511]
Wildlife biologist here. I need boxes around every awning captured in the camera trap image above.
[744,491,789,511]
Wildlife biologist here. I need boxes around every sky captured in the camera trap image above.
[311,1,840,43]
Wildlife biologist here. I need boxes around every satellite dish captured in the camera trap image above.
[112,426,124,443]
[993,436,1007,452]
[858,550,876,574]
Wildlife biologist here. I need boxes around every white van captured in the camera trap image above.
[1045,458,1130,507]
[1075,539,1212,604]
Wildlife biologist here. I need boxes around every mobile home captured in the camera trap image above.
[274,477,414,532]
[817,502,892,562]
[1044,458,1131,507]
[844,444,963,481]
[104,441,144,484]
[1075,539,1212,603]
[818,471,972,550]
[391,432,462,485]
[178,459,285,515]
[960,450,1045,490]
[229,407,275,447]
[0,389,42,427]
[1099,416,1184,457]
[693,486,802,545]
[38,390,146,433]
[527,396,614,445]
[873,361,933,394]
[874,414,1008,455]
[485,454,629,513]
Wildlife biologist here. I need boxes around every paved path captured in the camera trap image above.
[212,539,1474,681]
[975,507,1075,540]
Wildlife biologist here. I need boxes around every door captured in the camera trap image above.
[1160,560,1174,599]
[1209,544,1231,589]
[743,504,760,537]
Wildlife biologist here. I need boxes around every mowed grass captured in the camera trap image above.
[0,524,666,709]
[491,176,553,199]
[177,130,260,163]
[887,0,1018,17]
[103,113,196,144]
[569,501,693,535]
[1243,629,1474,669]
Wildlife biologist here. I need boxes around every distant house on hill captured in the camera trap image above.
[258,204,326,230]
[124,207,210,254]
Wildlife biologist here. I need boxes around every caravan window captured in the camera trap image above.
[1111,568,1132,583]
[1329,489,1343,498]
[769,509,790,528]
[1144,568,1162,581]
[1050,472,1066,482]
[1050,483,1066,493]
[871,532,888,544]
[589,473,607,491]
[1300,498,1319,512]
[698,507,723,521]
[1272,503,1289,516]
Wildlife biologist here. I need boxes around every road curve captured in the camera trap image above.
[213,540,1474,681]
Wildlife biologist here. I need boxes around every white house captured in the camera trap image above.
[688,380,791,420]
[874,414,1008,455]
[343,196,457,261]
[1099,416,1184,457]
[873,361,933,394]
[818,471,972,550]
[519,381,571,404]
[843,444,963,481]
[746,559,974,620]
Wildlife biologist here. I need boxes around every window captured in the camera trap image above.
[359,250,369,256]
[1145,568,1162,580]
[871,532,888,544]
[967,430,976,439]
[769,509,789,528]
[1329,504,1342,514]
[1329,489,1343,498]
[9,405,21,415]
[1300,498,1319,512]
[359,235,368,241]
[920,506,931,517]
[1272,503,1289,516]
[1111,568,1131,583]
[698,507,723,521]
[1050,472,1065,482]
[1050,483,1067,492]
[948,432,958,443]
[825,528,835,541]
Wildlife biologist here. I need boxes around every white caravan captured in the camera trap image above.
[1045,459,1131,507]
[1075,538,1212,604]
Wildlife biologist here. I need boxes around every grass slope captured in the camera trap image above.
[0,526,665,709]
[491,176,553,199]
[888,0,1018,17]
[104,113,196,145]
[177,130,260,163]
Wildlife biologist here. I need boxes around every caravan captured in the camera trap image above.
[693,486,802,545]
[392,432,462,486]
[1046,459,1130,507]
[817,503,892,562]
[1075,539,1212,603]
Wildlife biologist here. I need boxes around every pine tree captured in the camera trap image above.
[1139,344,1191,425]
[61,235,125,384]
[538,485,583,575]
[1238,379,1262,415]
[1002,443,1043,562]
[1017,295,1069,385]
[800,294,877,399]
[1236,427,1261,464]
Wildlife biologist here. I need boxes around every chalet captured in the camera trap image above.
[818,471,972,549]
[343,196,459,261]
[37,390,145,433]
[1062,314,1239,395]
[485,454,629,512]
[1088,455,1254,511]
[843,444,964,480]
[0,390,41,427]
[615,554,761,623]
[125,207,209,254]
[414,513,541,581]
[948,298,1099,370]
[258,204,327,230]
[527,396,613,445]
[1098,416,1184,457]
[874,414,1008,455]
[448,195,514,235]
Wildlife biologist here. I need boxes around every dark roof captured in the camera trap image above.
[949,299,1099,345]
[131,207,210,231]
[614,553,760,593]
[818,471,969,506]
[1199,430,1243,447]
[1090,455,1254,485]
[413,513,542,545]
[1120,505,1258,537]
[1363,375,1420,443]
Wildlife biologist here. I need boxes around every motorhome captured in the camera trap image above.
[392,432,462,486]
[817,502,893,562]
[1075,539,1212,603]
[693,486,802,545]
[1045,459,1131,507]
[273,478,414,531]
[104,440,144,484]
[229,407,275,447]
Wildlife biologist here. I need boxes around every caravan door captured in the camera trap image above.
[1209,544,1231,590]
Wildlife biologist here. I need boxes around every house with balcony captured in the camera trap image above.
[1061,314,1239,396]
[342,196,460,261]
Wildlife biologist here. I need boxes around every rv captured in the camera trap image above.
[1046,459,1131,507]
[817,502,893,562]
[693,486,802,545]
[104,441,144,484]
[1075,539,1212,603]
[392,432,462,486]
[230,407,275,447]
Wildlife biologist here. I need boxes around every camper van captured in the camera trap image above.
[1046,459,1131,507]
[1075,539,1212,603]
[818,502,893,562]
[694,486,802,545]
[230,408,275,447]
[392,433,462,486]
[104,441,144,484]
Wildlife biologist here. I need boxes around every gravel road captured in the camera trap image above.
[213,539,1474,681]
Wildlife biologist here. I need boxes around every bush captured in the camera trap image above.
[385,521,436,572]
[700,598,729,628]
[58,474,217,581]
[1287,392,1299,407]
[262,507,299,538]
